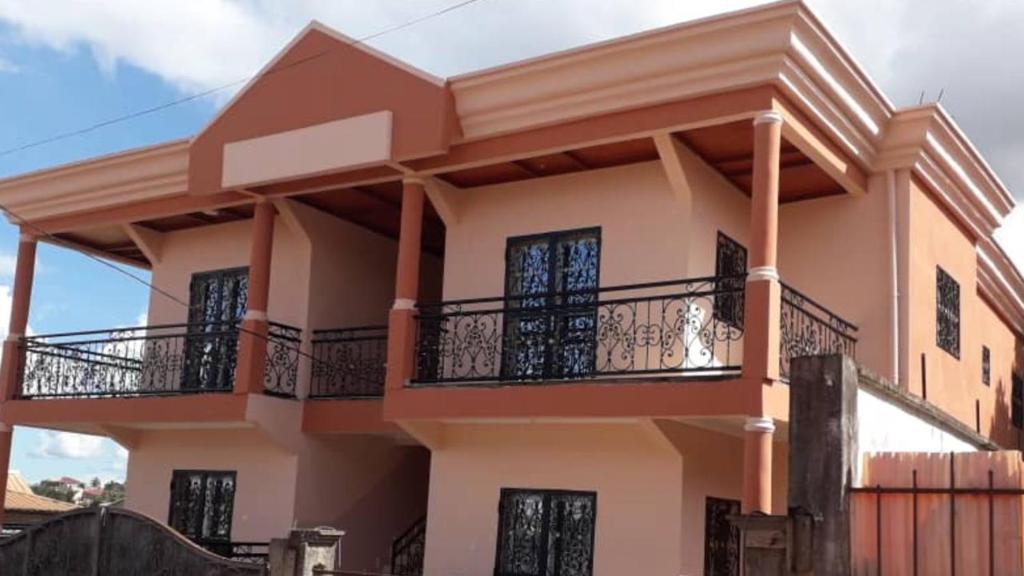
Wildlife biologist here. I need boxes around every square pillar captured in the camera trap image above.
[0,231,38,401]
[235,200,276,395]
[742,110,783,385]
[385,177,425,392]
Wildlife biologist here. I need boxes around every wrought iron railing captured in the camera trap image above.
[18,320,307,399]
[779,283,857,379]
[390,516,426,576]
[310,326,388,398]
[264,322,302,398]
[413,276,746,385]
[18,322,241,399]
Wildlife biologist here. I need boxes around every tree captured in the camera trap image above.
[90,477,101,488]
[30,480,76,503]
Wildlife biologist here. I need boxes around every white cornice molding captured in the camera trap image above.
[977,238,1024,335]
[0,139,189,223]
[878,107,1014,239]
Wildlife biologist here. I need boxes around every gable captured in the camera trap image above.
[189,25,460,194]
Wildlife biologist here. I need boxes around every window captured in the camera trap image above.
[503,228,600,380]
[184,267,249,391]
[936,267,960,359]
[168,470,236,551]
[704,497,740,576]
[982,346,991,386]
[1013,373,1023,429]
[494,488,597,576]
[714,233,747,329]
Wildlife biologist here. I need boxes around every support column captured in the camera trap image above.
[0,424,11,527]
[235,200,276,395]
[385,177,425,392]
[742,110,783,384]
[0,231,38,401]
[742,416,775,514]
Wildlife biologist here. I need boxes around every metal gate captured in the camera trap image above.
[0,507,266,576]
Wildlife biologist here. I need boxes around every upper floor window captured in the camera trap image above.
[503,228,600,380]
[494,488,596,576]
[168,470,236,551]
[936,267,960,359]
[714,233,747,329]
[1013,373,1024,430]
[982,346,991,386]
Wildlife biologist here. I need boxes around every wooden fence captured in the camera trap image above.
[851,451,1024,576]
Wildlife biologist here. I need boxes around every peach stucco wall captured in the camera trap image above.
[124,428,299,542]
[777,181,893,379]
[293,439,430,571]
[903,179,1022,446]
[421,420,779,576]
[124,427,431,571]
[441,159,750,300]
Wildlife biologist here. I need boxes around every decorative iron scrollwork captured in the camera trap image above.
[310,326,388,398]
[264,322,301,397]
[495,489,596,576]
[779,283,858,379]
[19,323,241,399]
[936,267,960,359]
[390,516,425,576]
[414,276,746,385]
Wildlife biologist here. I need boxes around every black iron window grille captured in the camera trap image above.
[713,233,746,329]
[310,326,388,398]
[936,267,960,359]
[503,228,601,381]
[1013,373,1023,429]
[168,470,236,551]
[494,488,596,576]
[185,267,249,391]
[982,346,991,386]
[704,497,740,576]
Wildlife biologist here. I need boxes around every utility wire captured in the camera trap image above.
[0,0,489,367]
[0,0,485,159]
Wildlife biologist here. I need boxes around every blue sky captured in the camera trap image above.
[0,24,215,484]
[2,0,1024,485]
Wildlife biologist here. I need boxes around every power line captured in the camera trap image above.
[0,0,485,160]
[0,0,488,365]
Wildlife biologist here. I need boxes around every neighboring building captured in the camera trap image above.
[0,1,1021,574]
[4,472,77,528]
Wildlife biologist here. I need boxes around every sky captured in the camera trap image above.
[0,0,1023,483]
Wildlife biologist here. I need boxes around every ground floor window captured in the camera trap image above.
[704,496,740,576]
[494,488,597,576]
[168,470,237,552]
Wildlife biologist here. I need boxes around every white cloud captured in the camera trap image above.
[30,430,105,460]
[0,253,16,277]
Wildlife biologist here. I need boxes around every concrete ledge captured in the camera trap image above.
[857,366,999,451]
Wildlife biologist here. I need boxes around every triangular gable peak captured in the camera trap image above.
[189,22,460,195]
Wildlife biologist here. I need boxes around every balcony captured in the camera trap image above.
[412,276,746,385]
[15,321,301,399]
[411,276,857,386]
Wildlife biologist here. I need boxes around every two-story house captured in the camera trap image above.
[0,2,1022,574]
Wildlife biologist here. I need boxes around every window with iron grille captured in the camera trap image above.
[982,346,991,386]
[503,228,600,381]
[168,470,236,551]
[704,497,740,576]
[494,488,597,576]
[936,267,960,359]
[714,233,746,329]
[1013,373,1023,429]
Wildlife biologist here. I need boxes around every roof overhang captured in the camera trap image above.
[978,237,1024,335]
